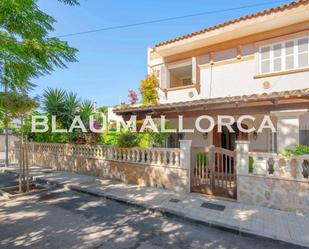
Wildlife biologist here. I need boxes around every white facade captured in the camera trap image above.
[146,6,309,152]
[150,31,309,104]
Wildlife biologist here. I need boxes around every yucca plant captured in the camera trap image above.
[42,88,66,117]
[79,100,94,122]
[64,92,81,129]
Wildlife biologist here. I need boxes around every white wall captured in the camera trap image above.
[108,107,124,123]
[156,31,309,104]
[202,60,309,100]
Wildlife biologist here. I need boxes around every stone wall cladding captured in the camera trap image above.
[238,174,309,213]
[9,149,189,193]
[108,161,189,192]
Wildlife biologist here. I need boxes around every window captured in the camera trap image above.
[260,47,271,73]
[285,41,294,70]
[259,36,309,74]
[182,78,192,86]
[300,130,309,146]
[168,63,193,88]
[273,44,282,72]
[298,38,309,68]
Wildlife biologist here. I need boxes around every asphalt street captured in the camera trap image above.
[0,180,303,249]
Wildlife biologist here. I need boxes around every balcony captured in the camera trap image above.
[160,57,200,93]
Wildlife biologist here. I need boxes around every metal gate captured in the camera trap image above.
[191,146,236,199]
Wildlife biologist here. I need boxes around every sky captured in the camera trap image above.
[34,0,292,107]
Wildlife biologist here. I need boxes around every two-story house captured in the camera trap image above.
[116,0,309,154]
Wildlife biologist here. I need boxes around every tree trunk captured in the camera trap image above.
[4,123,9,167]
[18,133,23,192]
[25,135,30,192]
[4,84,9,167]
[21,118,26,192]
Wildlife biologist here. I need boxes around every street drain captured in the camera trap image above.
[169,198,180,203]
[42,170,53,174]
[39,192,61,201]
[201,202,225,211]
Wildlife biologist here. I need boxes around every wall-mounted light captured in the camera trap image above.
[253,131,258,140]
[203,132,208,140]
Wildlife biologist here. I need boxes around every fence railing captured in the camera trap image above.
[248,152,309,180]
[13,142,181,167]
[109,147,180,166]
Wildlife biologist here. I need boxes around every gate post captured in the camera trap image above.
[235,140,250,175]
[179,140,192,169]
[180,140,192,193]
[235,140,250,200]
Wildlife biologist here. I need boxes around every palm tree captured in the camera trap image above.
[79,100,94,122]
[64,92,80,129]
[42,88,66,123]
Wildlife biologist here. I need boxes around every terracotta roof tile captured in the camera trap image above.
[155,0,309,48]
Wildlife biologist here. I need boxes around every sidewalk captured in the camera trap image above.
[0,152,4,165]
[1,166,309,248]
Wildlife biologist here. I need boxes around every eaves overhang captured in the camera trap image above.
[154,0,309,57]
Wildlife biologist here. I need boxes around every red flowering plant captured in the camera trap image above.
[128,90,138,105]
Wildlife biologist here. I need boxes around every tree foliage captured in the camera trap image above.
[0,91,38,122]
[42,88,66,115]
[128,89,138,105]
[79,100,94,122]
[0,0,78,91]
[140,74,159,106]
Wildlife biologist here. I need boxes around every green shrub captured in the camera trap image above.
[281,144,309,157]
[249,156,254,173]
[294,144,309,155]
[101,130,119,146]
[138,133,150,148]
[196,153,209,167]
[280,150,294,157]
[117,132,140,148]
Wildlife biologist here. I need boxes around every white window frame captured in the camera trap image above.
[259,36,309,75]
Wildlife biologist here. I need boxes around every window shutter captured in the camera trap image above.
[298,38,309,68]
[285,41,295,70]
[260,46,271,74]
[192,57,197,84]
[160,65,169,89]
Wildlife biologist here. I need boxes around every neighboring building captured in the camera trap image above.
[107,107,123,123]
[115,0,309,153]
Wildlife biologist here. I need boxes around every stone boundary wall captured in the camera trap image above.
[9,142,189,193]
[236,142,309,213]
[238,174,309,213]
